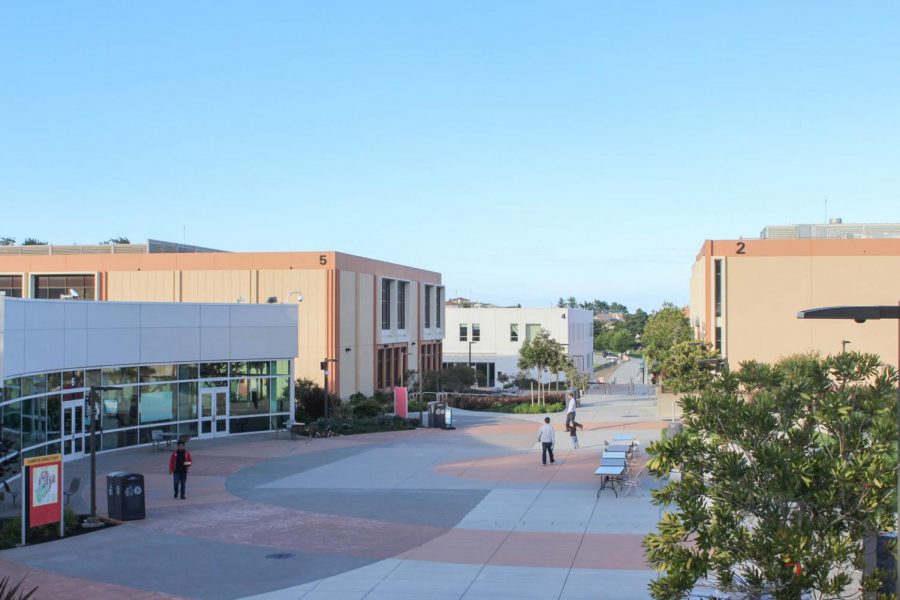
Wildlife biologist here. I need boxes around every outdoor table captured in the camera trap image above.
[607,444,632,453]
[600,457,626,467]
[612,434,635,442]
[603,451,627,461]
[594,465,626,497]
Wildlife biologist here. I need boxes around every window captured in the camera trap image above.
[424,285,432,329]
[459,324,468,342]
[510,323,519,342]
[381,279,392,330]
[435,287,442,328]
[33,274,96,300]
[0,275,23,298]
[715,326,722,352]
[714,259,722,318]
[397,281,407,330]
[525,324,541,341]
[472,323,480,342]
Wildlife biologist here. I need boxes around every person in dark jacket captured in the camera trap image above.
[168,441,192,499]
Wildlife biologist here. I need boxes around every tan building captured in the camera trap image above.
[690,237,900,368]
[0,243,445,397]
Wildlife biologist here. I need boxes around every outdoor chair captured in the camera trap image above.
[64,477,81,506]
[622,466,645,496]
[2,480,19,506]
[151,429,164,451]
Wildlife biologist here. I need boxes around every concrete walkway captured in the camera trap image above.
[0,392,667,599]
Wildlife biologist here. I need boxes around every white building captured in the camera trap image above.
[443,307,594,387]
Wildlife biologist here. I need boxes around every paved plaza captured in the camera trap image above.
[0,391,668,600]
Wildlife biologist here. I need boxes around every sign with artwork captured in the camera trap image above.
[24,454,63,528]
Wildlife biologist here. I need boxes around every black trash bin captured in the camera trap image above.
[107,472,146,521]
[427,401,446,429]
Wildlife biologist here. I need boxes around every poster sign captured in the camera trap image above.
[24,454,63,528]
[393,387,408,418]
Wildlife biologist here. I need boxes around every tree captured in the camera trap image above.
[421,365,476,393]
[518,330,566,404]
[100,237,130,244]
[658,341,720,393]
[0,237,14,246]
[20,238,46,246]
[644,352,898,599]
[642,303,691,369]
[566,296,577,308]
[557,297,566,308]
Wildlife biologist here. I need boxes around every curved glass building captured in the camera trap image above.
[0,297,298,476]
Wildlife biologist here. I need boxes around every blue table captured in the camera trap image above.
[603,451,627,460]
[607,444,632,454]
[612,434,635,442]
[594,465,626,497]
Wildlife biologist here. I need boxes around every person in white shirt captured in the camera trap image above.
[537,417,556,465]
[565,393,577,426]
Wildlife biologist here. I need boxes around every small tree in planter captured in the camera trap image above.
[644,352,898,599]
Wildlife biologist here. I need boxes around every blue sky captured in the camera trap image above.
[1,2,898,311]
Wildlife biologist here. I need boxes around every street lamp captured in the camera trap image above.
[797,303,900,594]
[84,385,119,528]
[842,339,851,353]
[320,358,338,428]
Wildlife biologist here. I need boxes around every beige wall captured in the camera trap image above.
[1,250,442,398]
[691,240,900,368]
[689,257,707,341]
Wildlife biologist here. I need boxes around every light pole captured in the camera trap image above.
[320,358,337,428]
[797,303,900,595]
[84,385,119,528]
[842,339,851,353]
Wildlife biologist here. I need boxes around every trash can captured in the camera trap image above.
[427,401,446,429]
[667,422,683,438]
[107,472,146,521]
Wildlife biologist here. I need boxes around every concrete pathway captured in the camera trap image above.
[0,392,667,599]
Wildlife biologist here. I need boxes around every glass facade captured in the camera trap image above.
[0,359,292,475]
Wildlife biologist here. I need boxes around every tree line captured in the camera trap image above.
[0,237,130,246]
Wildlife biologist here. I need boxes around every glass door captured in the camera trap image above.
[62,401,85,461]
[198,387,229,438]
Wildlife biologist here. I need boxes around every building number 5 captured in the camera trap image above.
[319,255,327,265]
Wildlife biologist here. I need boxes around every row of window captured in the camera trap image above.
[0,274,96,300]
[2,360,291,402]
[381,280,444,332]
[459,323,543,343]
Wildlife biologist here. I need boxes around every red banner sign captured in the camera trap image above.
[25,454,62,528]
[393,387,408,418]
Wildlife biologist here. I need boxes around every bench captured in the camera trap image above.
[277,422,305,440]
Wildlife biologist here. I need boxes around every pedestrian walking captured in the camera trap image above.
[168,440,192,499]
[565,392,577,427]
[537,417,556,465]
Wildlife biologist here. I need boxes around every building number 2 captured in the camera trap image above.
[319,255,327,265]
[736,242,746,254]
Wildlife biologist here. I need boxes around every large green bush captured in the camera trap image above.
[511,402,564,414]
[350,399,383,419]
[0,508,80,549]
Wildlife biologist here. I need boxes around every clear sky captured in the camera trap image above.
[1,2,898,311]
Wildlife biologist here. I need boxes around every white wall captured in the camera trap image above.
[443,307,594,384]
[0,298,298,379]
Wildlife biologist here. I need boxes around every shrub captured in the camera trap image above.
[295,378,341,421]
[350,399,383,419]
[512,402,564,414]
[0,575,38,600]
[0,508,80,550]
